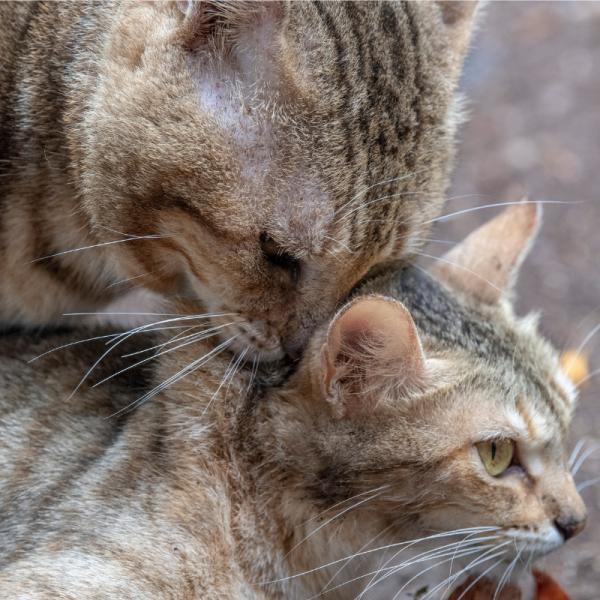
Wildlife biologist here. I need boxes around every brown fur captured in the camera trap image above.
[0,0,478,358]
[0,207,586,598]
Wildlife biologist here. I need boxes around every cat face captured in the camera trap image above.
[284,204,585,573]
[78,1,477,359]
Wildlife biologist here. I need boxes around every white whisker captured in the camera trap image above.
[105,273,149,289]
[452,556,507,600]
[202,346,249,416]
[308,545,488,600]
[575,366,600,388]
[432,543,510,600]
[321,524,393,594]
[285,490,384,559]
[334,170,429,219]
[417,251,503,293]
[572,444,600,476]
[388,544,507,600]
[92,323,235,389]
[336,190,435,224]
[31,234,169,263]
[65,313,234,401]
[360,536,500,599]
[568,438,588,469]
[493,547,522,600]
[262,527,498,585]
[28,332,122,363]
[107,335,237,419]
[427,200,579,225]
[577,477,600,493]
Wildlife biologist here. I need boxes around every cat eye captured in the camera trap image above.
[260,232,301,282]
[476,438,515,477]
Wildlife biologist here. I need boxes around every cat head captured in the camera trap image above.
[78,0,478,359]
[268,204,585,588]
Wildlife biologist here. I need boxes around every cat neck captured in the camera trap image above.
[155,338,391,598]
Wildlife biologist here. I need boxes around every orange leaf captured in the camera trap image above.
[534,570,570,600]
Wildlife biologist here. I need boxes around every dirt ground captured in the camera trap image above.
[431,2,600,598]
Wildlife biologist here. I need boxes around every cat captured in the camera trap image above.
[0,203,586,599]
[0,0,478,359]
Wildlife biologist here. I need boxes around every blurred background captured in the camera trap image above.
[428,2,600,597]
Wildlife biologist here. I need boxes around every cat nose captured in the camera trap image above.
[554,514,587,541]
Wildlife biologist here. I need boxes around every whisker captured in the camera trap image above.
[262,527,499,586]
[334,170,429,219]
[451,555,508,600]
[321,524,394,595]
[431,543,510,600]
[492,547,522,600]
[246,353,259,393]
[120,326,200,358]
[575,366,600,388]
[336,190,435,224]
[106,335,237,419]
[427,200,580,225]
[301,485,391,528]
[577,477,600,493]
[65,311,182,318]
[28,331,122,363]
[417,251,503,294]
[308,545,489,600]
[389,543,508,600]
[570,322,600,362]
[360,536,500,599]
[105,272,150,290]
[572,444,600,476]
[568,438,589,469]
[323,235,353,255]
[284,490,385,559]
[92,323,235,389]
[31,234,170,263]
[202,346,249,416]
[65,313,234,401]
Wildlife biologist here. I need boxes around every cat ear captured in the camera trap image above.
[432,200,542,304]
[176,1,283,49]
[320,296,425,420]
[435,1,479,72]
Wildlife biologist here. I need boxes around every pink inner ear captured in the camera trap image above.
[330,297,421,363]
[321,296,426,418]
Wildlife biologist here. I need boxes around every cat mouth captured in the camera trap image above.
[211,315,284,361]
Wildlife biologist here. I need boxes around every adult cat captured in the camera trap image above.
[0,0,478,358]
[0,204,586,598]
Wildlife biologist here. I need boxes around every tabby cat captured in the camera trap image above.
[0,204,585,598]
[0,0,477,358]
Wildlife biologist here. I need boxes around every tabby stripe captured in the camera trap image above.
[404,2,424,170]
[313,0,365,244]
[31,202,96,298]
[313,2,355,168]
[0,3,40,202]
[343,2,370,146]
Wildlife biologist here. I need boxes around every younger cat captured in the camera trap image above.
[0,0,478,358]
[0,204,585,598]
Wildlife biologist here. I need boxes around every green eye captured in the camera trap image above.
[476,439,514,477]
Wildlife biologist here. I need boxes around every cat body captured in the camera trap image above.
[0,0,477,357]
[0,205,586,599]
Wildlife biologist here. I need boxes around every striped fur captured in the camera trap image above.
[0,0,478,357]
[0,215,585,598]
